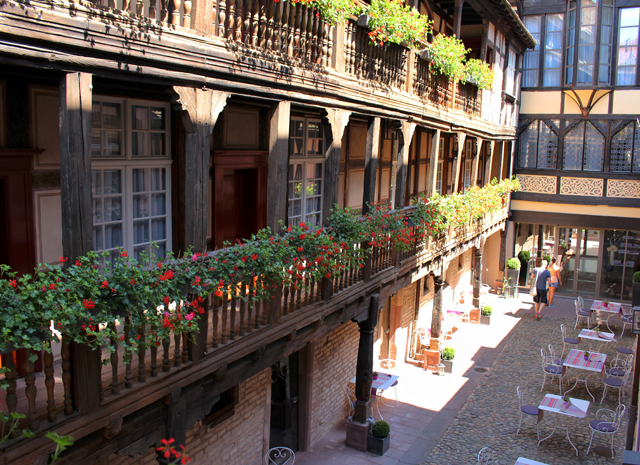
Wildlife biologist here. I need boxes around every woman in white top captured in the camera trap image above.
[546,257,562,307]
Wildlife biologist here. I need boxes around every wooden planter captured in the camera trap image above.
[442,359,453,373]
[469,308,481,324]
[367,434,390,456]
[480,314,491,326]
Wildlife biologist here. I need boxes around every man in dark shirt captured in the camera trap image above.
[531,259,551,320]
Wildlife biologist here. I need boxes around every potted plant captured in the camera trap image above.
[561,395,571,410]
[464,58,495,90]
[441,346,455,373]
[584,351,590,360]
[367,420,390,456]
[480,305,493,325]
[361,0,432,48]
[633,271,640,307]
[505,258,520,296]
[372,371,379,380]
[603,300,609,308]
[517,250,531,286]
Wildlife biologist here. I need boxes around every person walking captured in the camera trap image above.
[546,257,562,307]
[531,259,551,319]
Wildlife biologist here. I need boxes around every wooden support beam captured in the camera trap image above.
[159,389,187,464]
[298,342,315,452]
[453,0,464,38]
[394,121,416,210]
[451,132,466,193]
[267,101,291,234]
[430,273,443,338]
[362,117,381,216]
[173,87,229,251]
[472,245,483,308]
[353,294,380,424]
[471,137,482,187]
[484,140,495,186]
[322,108,351,226]
[425,129,440,197]
[405,50,415,95]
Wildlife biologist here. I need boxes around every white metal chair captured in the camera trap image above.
[477,446,493,464]
[578,295,585,311]
[620,306,633,336]
[587,404,626,458]
[606,353,633,378]
[378,359,399,407]
[601,366,632,405]
[265,446,295,464]
[574,299,591,329]
[540,347,563,394]
[561,323,579,358]
[516,386,540,440]
[548,343,565,366]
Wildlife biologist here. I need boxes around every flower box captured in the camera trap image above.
[357,14,371,27]
[367,433,390,456]
[480,314,491,326]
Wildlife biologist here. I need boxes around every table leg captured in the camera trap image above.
[565,420,580,456]
[538,413,558,446]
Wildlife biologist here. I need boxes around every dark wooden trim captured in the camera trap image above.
[522,5,568,15]
[297,342,314,452]
[512,191,640,208]
[362,117,380,216]
[510,209,640,231]
[266,101,291,234]
[514,168,638,180]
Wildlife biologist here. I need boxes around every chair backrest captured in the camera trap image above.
[561,323,567,339]
[346,385,356,403]
[575,299,581,315]
[614,404,626,429]
[379,359,396,371]
[265,447,295,465]
[477,446,493,464]
[578,295,584,310]
[548,344,562,363]
[540,348,547,368]
[516,386,525,408]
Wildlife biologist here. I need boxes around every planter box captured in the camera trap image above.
[422,349,440,371]
[519,261,531,286]
[357,14,371,27]
[419,48,433,61]
[480,314,491,325]
[633,282,640,308]
[505,268,520,288]
[469,308,481,324]
[367,434,390,456]
[442,359,453,374]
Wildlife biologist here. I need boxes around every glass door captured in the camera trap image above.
[600,230,636,301]
[557,227,579,296]
[576,229,601,298]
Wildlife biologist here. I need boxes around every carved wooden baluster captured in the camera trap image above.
[227,0,236,40]
[212,0,218,36]
[242,0,252,44]
[124,321,133,389]
[181,333,189,364]
[287,2,296,56]
[149,0,157,22]
[24,349,39,431]
[298,6,307,59]
[4,353,18,431]
[235,0,244,41]
[218,0,226,37]
[251,0,260,46]
[162,338,171,372]
[343,21,351,73]
[309,280,315,303]
[246,282,254,333]
[171,0,182,26]
[258,0,268,47]
[137,0,144,16]
[310,11,318,62]
[160,0,169,25]
[173,332,181,367]
[122,0,131,14]
[183,0,192,28]
[59,336,73,416]
[274,0,284,52]
[290,283,297,311]
[293,4,301,58]
[212,295,220,348]
[304,6,313,60]
[282,285,289,315]
[265,0,275,50]
[352,23,359,74]
[97,332,104,402]
[108,0,115,9]
[137,327,146,383]
[221,293,229,344]
[109,323,120,395]
[229,293,237,341]
[261,295,269,326]
[239,285,247,337]
[321,22,328,66]
[150,343,158,377]
[327,24,333,68]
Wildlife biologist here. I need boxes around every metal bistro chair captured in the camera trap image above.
[601,366,632,405]
[477,446,494,465]
[587,404,626,458]
[548,343,565,366]
[561,323,580,358]
[540,347,563,394]
[379,359,399,407]
[516,386,540,440]
[265,447,295,465]
[606,353,634,378]
[620,305,634,336]
[575,299,591,329]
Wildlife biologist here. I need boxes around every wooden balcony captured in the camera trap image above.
[0,204,508,463]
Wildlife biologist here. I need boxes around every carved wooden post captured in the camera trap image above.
[266,101,291,234]
[473,243,484,308]
[471,138,482,187]
[345,294,380,451]
[394,120,416,209]
[3,352,17,416]
[430,272,443,340]
[162,338,171,372]
[110,322,120,395]
[61,336,73,415]
[171,0,182,25]
[157,389,188,465]
[425,130,441,195]
[218,0,226,37]
[321,109,351,227]
[362,117,380,282]
[24,349,39,431]
[484,141,495,187]
[161,0,170,25]
[187,293,209,362]
[450,132,466,193]
[44,345,56,422]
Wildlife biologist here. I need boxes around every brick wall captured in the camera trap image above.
[104,369,270,465]
[310,321,359,445]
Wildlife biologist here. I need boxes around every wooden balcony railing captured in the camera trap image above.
[455,81,481,117]
[0,204,508,461]
[413,53,454,108]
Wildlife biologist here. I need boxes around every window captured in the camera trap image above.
[505,49,518,97]
[566,0,613,86]
[91,97,172,262]
[616,7,640,86]
[435,137,444,195]
[463,139,473,190]
[288,118,324,227]
[610,120,640,172]
[544,14,564,86]
[523,16,541,87]
[563,121,605,171]
[518,120,559,169]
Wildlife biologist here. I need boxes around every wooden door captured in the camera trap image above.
[212,151,267,249]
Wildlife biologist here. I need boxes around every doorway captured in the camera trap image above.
[270,351,299,451]
[211,151,267,249]
[556,228,602,298]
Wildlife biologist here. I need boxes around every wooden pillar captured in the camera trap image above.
[425,129,440,197]
[394,120,416,210]
[471,138,482,187]
[499,228,507,272]
[453,0,464,38]
[405,49,415,95]
[450,132,466,193]
[322,109,351,226]
[362,117,381,216]
[173,87,229,250]
[498,140,507,181]
[484,141,495,186]
[346,295,380,451]
[430,273,443,339]
[473,245,483,308]
[298,342,315,452]
[158,389,187,465]
[60,72,101,415]
[267,101,291,234]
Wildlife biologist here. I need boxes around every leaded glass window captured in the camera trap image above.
[518,120,558,169]
[563,122,584,170]
[611,121,640,172]
[583,122,604,171]
[519,121,538,168]
[599,0,614,84]
[538,121,558,169]
[562,121,604,171]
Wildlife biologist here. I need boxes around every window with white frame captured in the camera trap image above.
[435,137,444,195]
[288,118,324,226]
[463,139,473,191]
[505,49,518,97]
[617,7,640,86]
[91,97,172,262]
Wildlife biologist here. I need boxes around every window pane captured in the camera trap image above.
[104,197,122,222]
[92,171,102,195]
[611,123,634,172]
[537,122,558,169]
[563,122,584,170]
[616,8,639,85]
[132,169,147,193]
[150,107,165,130]
[104,170,121,194]
[103,102,122,129]
[150,133,165,156]
[105,224,123,249]
[92,102,102,128]
[93,199,102,224]
[518,121,538,168]
[543,14,563,87]
[583,122,604,171]
[93,226,103,250]
[132,132,147,156]
[152,194,166,216]
[151,168,166,191]
[133,195,149,219]
[132,106,149,130]
[152,219,166,241]
[133,220,149,244]
[290,120,304,138]
[104,131,122,157]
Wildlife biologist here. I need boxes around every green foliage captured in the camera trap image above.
[506,258,521,269]
[482,305,493,316]
[0,411,33,446]
[285,0,361,26]
[426,34,469,82]
[543,254,551,263]
[365,0,432,47]
[442,346,455,360]
[46,431,74,463]
[633,271,640,283]
[372,420,390,438]
[517,251,530,263]
[465,58,495,90]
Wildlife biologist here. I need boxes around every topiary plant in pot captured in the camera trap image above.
[505,258,520,296]
[480,305,492,325]
[367,420,391,456]
[633,271,640,307]
[441,346,455,373]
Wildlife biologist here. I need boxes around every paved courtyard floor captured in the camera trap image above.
[295,291,636,465]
